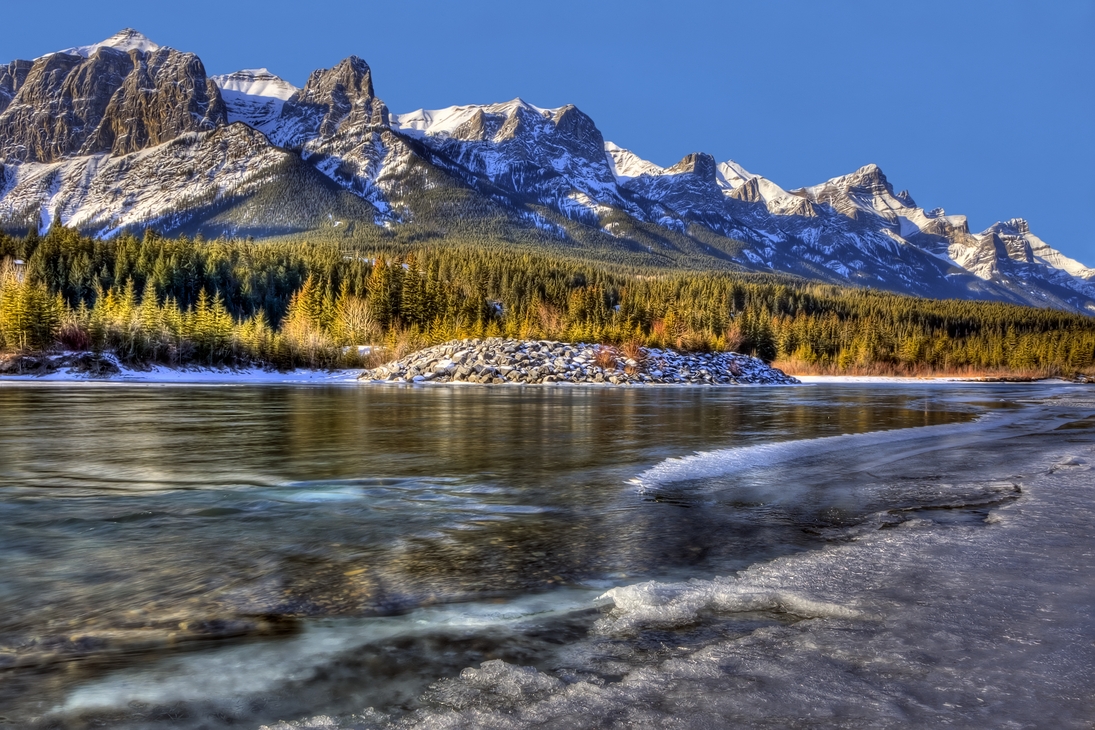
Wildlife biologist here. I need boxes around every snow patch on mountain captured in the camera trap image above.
[1,125,290,236]
[212,69,297,101]
[212,69,299,134]
[604,142,664,182]
[715,160,794,208]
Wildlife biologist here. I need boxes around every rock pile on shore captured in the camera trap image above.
[360,338,798,386]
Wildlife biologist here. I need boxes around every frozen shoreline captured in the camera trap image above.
[0,350,1081,387]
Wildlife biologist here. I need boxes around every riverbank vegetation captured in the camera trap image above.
[1,226,1094,377]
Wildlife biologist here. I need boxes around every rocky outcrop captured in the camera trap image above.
[361,339,799,386]
[0,59,32,114]
[0,49,133,161]
[84,47,225,157]
[269,56,388,149]
[0,352,119,377]
[0,39,225,163]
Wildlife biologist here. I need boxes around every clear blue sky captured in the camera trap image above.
[4,0,1093,264]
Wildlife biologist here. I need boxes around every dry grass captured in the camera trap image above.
[593,346,618,370]
[361,329,426,369]
[772,358,1086,381]
[620,339,645,363]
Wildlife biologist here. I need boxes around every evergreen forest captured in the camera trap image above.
[1,226,1094,377]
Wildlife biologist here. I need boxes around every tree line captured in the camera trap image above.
[1,226,1094,375]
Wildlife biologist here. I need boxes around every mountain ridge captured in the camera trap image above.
[1,30,1092,314]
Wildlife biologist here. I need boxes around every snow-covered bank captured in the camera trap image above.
[0,353,363,385]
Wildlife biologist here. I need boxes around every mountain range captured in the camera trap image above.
[2,29,1092,313]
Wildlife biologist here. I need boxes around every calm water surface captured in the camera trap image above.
[0,382,1090,728]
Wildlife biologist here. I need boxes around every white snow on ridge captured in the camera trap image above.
[211,69,297,101]
[212,69,299,133]
[45,29,160,59]
[716,159,754,189]
[392,98,556,138]
[716,160,794,204]
[604,142,665,182]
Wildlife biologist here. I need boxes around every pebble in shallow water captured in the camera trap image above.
[359,338,798,386]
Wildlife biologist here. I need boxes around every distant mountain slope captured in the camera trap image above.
[1,30,1092,314]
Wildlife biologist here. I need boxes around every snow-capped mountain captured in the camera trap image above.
[1,31,1092,314]
[211,68,298,132]
[47,28,161,59]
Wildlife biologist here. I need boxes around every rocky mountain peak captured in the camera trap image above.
[550,104,605,157]
[82,47,226,157]
[0,37,225,163]
[283,55,384,138]
[666,152,717,182]
[990,218,1031,236]
[294,56,374,107]
[842,163,896,195]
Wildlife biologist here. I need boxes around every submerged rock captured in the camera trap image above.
[360,338,798,386]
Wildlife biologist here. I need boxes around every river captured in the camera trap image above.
[1,382,1092,728]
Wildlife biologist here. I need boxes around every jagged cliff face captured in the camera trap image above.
[0,60,32,115]
[85,47,225,157]
[268,56,388,148]
[0,30,1091,314]
[0,49,133,161]
[0,31,225,163]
